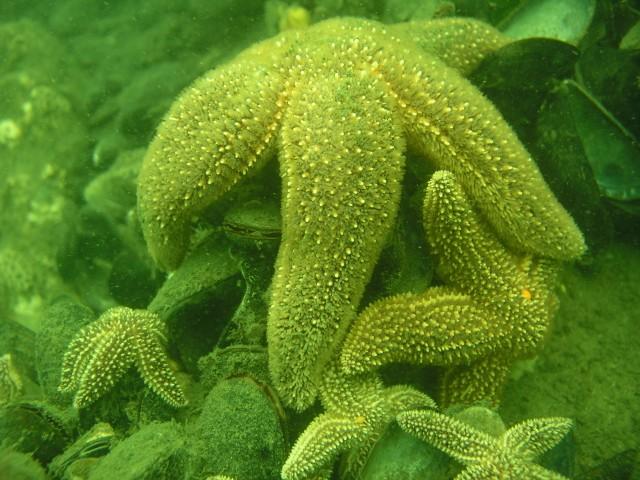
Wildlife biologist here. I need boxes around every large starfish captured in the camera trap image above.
[137,17,585,410]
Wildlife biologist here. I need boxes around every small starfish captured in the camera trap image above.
[341,171,561,405]
[281,360,435,480]
[138,17,584,410]
[59,306,186,408]
[397,409,572,479]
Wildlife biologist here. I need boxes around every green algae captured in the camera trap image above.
[89,422,186,480]
[190,377,286,479]
[0,448,47,480]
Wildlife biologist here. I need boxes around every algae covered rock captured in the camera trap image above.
[198,345,270,394]
[84,149,143,226]
[0,448,47,480]
[36,300,95,403]
[0,400,74,466]
[0,18,89,334]
[188,377,286,479]
[89,422,186,480]
[148,232,243,371]
[359,422,451,479]
[83,148,161,308]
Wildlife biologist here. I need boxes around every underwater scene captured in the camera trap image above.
[1,0,639,479]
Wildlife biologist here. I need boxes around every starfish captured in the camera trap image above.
[138,17,585,410]
[341,171,561,405]
[397,409,572,479]
[281,359,436,480]
[59,306,187,408]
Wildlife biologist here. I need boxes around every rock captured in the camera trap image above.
[36,300,95,403]
[188,377,286,479]
[88,422,186,480]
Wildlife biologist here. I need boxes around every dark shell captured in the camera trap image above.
[0,400,74,465]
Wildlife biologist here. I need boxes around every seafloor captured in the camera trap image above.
[0,0,639,479]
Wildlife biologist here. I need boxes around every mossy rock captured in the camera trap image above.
[188,377,286,479]
[0,448,47,480]
[89,422,186,480]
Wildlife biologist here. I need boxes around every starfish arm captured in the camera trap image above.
[397,409,496,465]
[378,46,585,259]
[454,457,569,480]
[525,463,571,480]
[133,321,187,407]
[137,38,290,270]
[318,360,384,414]
[281,412,365,480]
[453,464,487,480]
[382,384,437,413]
[73,322,135,408]
[440,354,511,407]
[268,71,405,410]
[501,417,573,461]
[423,170,521,296]
[59,315,109,392]
[424,171,558,353]
[60,307,187,409]
[337,382,438,478]
[390,18,510,75]
[307,360,434,479]
[341,287,502,375]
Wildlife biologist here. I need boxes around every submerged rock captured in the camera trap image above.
[0,19,89,333]
[0,400,74,466]
[0,448,47,480]
[188,376,286,480]
[148,232,243,372]
[36,300,95,404]
[88,422,186,480]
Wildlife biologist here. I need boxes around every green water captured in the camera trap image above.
[0,1,639,479]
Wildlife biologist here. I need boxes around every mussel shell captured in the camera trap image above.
[49,422,114,478]
[222,199,281,244]
[0,400,74,465]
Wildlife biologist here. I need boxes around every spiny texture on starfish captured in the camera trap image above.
[440,354,512,407]
[138,16,584,410]
[389,17,510,75]
[397,409,572,479]
[342,171,561,405]
[59,306,186,408]
[281,360,435,480]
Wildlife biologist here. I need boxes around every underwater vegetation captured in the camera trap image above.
[0,0,639,479]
